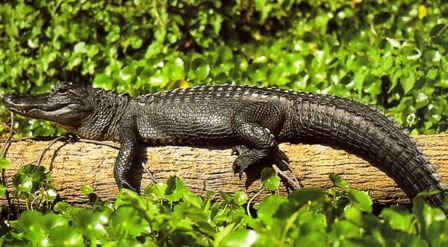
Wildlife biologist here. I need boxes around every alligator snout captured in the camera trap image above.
[2,93,16,107]
[1,93,34,113]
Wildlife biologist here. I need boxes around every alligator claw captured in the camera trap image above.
[274,149,290,170]
[232,145,250,156]
[64,133,79,142]
[233,160,249,180]
[120,180,138,192]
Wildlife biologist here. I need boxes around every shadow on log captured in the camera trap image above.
[1,135,447,206]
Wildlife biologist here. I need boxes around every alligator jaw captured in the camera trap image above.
[2,93,71,118]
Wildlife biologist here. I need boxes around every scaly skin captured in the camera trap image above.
[2,83,446,211]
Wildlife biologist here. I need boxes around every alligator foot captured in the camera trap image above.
[232,146,291,178]
[232,149,267,178]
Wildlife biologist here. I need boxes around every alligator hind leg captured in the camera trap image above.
[232,102,289,176]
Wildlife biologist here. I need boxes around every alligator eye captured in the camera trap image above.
[51,89,68,96]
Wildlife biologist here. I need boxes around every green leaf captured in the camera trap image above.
[54,201,71,214]
[72,208,107,240]
[45,188,58,199]
[260,167,280,191]
[426,69,438,80]
[329,220,361,241]
[145,41,164,58]
[165,176,188,202]
[348,189,373,213]
[381,54,394,71]
[106,26,120,43]
[233,191,249,206]
[80,185,94,195]
[192,58,210,80]
[214,223,236,246]
[248,64,267,82]
[144,182,167,200]
[381,207,413,232]
[401,72,415,94]
[12,164,47,195]
[254,0,272,23]
[49,226,84,247]
[110,206,147,238]
[430,24,446,37]
[18,210,46,243]
[163,57,185,82]
[386,37,401,48]
[27,38,39,49]
[353,67,368,92]
[237,56,248,71]
[257,195,288,225]
[0,157,10,169]
[73,42,87,54]
[130,36,143,49]
[329,173,349,189]
[41,212,68,231]
[0,185,6,197]
[253,55,268,64]
[148,70,169,87]
[444,194,448,209]
[289,187,326,205]
[220,229,259,247]
[415,92,429,109]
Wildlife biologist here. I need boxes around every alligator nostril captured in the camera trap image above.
[1,93,18,104]
[3,93,15,99]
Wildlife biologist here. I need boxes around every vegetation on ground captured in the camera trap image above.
[1,161,447,246]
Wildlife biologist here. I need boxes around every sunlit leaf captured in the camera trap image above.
[260,167,280,191]
[0,157,10,169]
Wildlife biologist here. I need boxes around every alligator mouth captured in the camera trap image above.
[2,94,71,116]
[3,103,33,115]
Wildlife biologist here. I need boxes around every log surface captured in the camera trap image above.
[1,135,447,205]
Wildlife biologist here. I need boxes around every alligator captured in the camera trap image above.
[2,83,446,211]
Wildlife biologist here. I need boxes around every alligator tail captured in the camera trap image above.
[292,94,447,212]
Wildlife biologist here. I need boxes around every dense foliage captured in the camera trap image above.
[1,160,447,246]
[0,0,447,135]
[1,1,448,246]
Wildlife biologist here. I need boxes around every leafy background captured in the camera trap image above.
[0,0,447,136]
[1,0,448,246]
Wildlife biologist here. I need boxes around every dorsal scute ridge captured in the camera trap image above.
[134,84,310,104]
[92,87,130,106]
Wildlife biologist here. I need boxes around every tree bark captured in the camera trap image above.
[1,135,447,206]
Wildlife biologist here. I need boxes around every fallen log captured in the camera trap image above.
[1,135,447,206]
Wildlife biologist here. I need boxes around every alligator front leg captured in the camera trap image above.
[114,118,140,191]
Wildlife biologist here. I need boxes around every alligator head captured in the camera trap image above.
[2,83,93,128]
